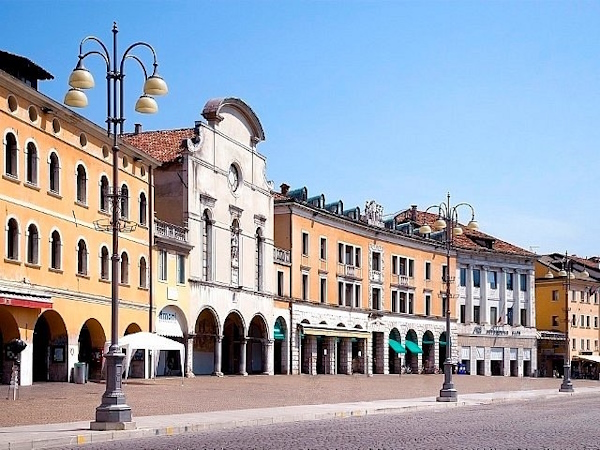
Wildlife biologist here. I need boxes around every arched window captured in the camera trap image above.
[49,152,60,193]
[99,175,109,212]
[26,142,38,185]
[27,223,39,265]
[76,164,87,204]
[202,209,213,282]
[100,246,109,280]
[120,184,129,219]
[5,132,17,178]
[77,239,88,275]
[139,192,147,226]
[256,227,264,292]
[6,218,19,260]
[120,251,129,284]
[230,219,240,286]
[139,256,147,288]
[50,230,61,269]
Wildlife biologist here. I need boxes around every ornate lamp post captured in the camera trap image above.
[64,23,167,430]
[419,193,478,402]
[558,251,574,393]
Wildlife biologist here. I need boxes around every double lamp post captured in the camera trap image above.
[419,193,478,402]
[64,23,167,429]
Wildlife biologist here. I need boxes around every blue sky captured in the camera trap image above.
[3,1,600,257]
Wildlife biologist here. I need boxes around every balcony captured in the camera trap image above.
[154,219,192,251]
[391,274,410,286]
[337,263,362,279]
[274,247,291,265]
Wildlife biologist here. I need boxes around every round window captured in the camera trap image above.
[228,164,240,192]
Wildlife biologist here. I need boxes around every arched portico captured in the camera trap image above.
[124,323,142,335]
[193,308,220,375]
[422,331,435,373]
[78,318,106,380]
[247,314,270,374]
[33,310,67,382]
[273,316,288,374]
[405,329,422,374]
[388,328,404,374]
[223,311,246,375]
[0,308,20,384]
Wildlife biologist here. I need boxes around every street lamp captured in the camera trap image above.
[419,193,478,402]
[558,251,574,393]
[64,23,167,430]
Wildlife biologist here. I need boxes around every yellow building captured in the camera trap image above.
[274,185,452,375]
[536,253,600,379]
[0,52,159,385]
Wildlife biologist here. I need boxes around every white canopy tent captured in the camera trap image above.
[103,332,184,380]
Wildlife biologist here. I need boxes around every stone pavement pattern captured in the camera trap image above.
[61,394,600,450]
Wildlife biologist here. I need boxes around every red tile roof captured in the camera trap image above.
[395,209,533,257]
[122,128,194,163]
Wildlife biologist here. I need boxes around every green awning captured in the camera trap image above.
[274,322,285,340]
[388,339,406,354]
[439,339,447,346]
[404,340,423,354]
[422,339,435,345]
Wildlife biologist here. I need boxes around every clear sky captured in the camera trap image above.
[3,1,600,257]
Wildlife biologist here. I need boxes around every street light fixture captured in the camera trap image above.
[558,251,575,393]
[64,22,167,430]
[419,193,478,402]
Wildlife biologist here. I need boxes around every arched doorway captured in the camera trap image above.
[78,319,106,380]
[422,331,435,373]
[439,332,447,370]
[247,315,268,374]
[405,329,422,373]
[0,308,20,384]
[193,308,219,375]
[156,305,187,377]
[273,317,287,374]
[300,319,310,374]
[124,323,142,335]
[33,310,67,382]
[222,312,245,375]
[388,328,404,374]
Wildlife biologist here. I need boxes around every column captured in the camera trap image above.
[503,348,511,377]
[499,270,508,326]
[517,347,524,377]
[469,347,476,376]
[295,328,301,375]
[465,265,474,323]
[340,338,352,374]
[484,347,491,376]
[527,270,535,327]
[327,337,337,375]
[363,337,371,376]
[480,268,489,324]
[513,272,521,326]
[263,339,274,375]
[308,335,317,375]
[186,334,195,378]
[239,338,248,376]
[214,335,223,377]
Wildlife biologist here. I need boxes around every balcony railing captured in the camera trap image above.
[337,263,362,279]
[391,274,410,286]
[154,219,188,243]
[274,247,291,264]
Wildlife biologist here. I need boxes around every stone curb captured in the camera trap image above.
[3,387,599,450]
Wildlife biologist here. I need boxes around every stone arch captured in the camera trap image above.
[388,327,403,374]
[202,97,266,144]
[77,318,106,380]
[222,310,246,375]
[33,310,68,382]
[422,330,435,373]
[273,316,288,375]
[124,323,142,335]
[247,314,269,374]
[193,307,220,375]
[405,329,420,373]
[0,307,20,384]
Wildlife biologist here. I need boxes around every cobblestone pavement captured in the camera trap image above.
[1,374,597,427]
[61,393,600,450]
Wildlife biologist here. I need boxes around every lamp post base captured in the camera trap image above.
[559,363,574,393]
[436,360,458,402]
[90,352,135,431]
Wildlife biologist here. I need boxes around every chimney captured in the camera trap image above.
[410,205,417,221]
[134,123,142,134]
[280,183,290,196]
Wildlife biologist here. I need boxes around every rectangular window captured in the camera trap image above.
[490,307,498,325]
[460,304,466,323]
[392,291,398,313]
[320,237,327,260]
[355,248,361,267]
[473,305,480,324]
[572,339,576,350]
[460,268,466,287]
[338,281,344,306]
[442,264,448,282]
[392,256,398,275]
[302,232,309,256]
[408,293,414,314]
[158,250,167,281]
[552,316,559,327]
[354,284,361,308]
[581,315,585,327]
[519,274,527,291]
[506,273,514,290]
[596,340,599,351]
[408,259,414,277]
[507,308,513,326]
[520,308,527,327]
[581,339,585,350]
[320,278,327,304]
[552,290,560,301]
[587,339,590,350]
[442,296,447,317]
[372,252,381,271]
[399,292,407,314]
[425,294,431,316]
[176,254,185,284]
[587,316,591,328]
[302,273,308,300]
[372,287,381,310]
[595,316,598,328]
[572,314,576,326]
[425,262,431,280]
[277,271,284,297]
[338,243,344,263]
[473,269,481,288]
[489,271,497,289]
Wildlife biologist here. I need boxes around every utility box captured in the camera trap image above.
[73,362,86,384]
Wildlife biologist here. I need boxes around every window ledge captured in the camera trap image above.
[47,190,62,199]
[24,262,41,269]
[138,223,148,229]
[98,209,110,216]
[99,277,110,284]
[138,286,149,291]
[24,182,40,191]
[76,273,90,279]
[49,268,63,274]
[119,282,130,288]
[4,258,21,265]
[75,201,89,209]
[2,174,20,184]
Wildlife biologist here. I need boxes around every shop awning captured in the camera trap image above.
[404,340,423,354]
[388,339,406,354]
[299,324,370,339]
[0,292,52,309]
[156,317,184,338]
[422,338,435,345]
[274,322,285,340]
[575,355,600,363]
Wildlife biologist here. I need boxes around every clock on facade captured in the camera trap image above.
[228,164,240,192]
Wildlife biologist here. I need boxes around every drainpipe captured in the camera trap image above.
[148,165,154,333]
